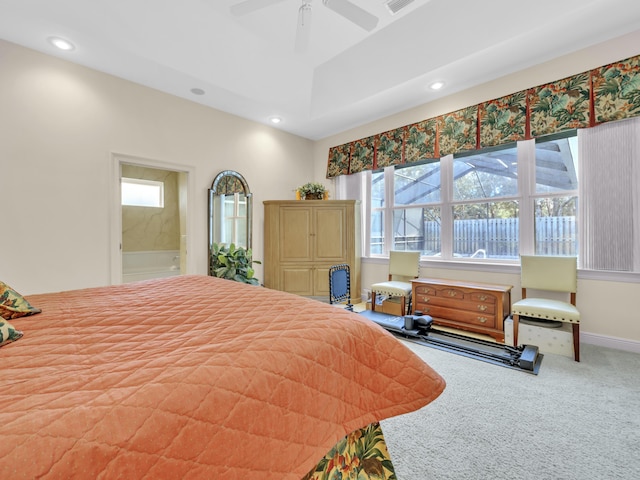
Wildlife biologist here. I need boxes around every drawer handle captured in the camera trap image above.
[478,317,488,323]
[421,297,430,303]
[447,291,458,297]
[477,305,488,312]
[479,295,488,301]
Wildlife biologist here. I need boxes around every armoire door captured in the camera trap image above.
[313,205,348,262]
[279,206,313,262]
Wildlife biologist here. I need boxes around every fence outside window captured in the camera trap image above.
[388,216,576,259]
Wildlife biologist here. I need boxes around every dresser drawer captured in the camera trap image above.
[433,285,497,304]
[415,293,497,315]
[414,285,437,296]
[416,304,497,328]
[434,286,467,300]
[468,291,498,304]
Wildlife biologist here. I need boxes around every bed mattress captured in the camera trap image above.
[1,275,445,479]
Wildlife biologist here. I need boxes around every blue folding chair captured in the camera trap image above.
[329,264,353,311]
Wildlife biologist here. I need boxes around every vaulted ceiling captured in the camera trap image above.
[1,0,640,140]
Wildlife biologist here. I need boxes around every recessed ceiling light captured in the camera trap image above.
[48,36,75,51]
[429,81,445,91]
[190,88,205,95]
[269,116,282,124]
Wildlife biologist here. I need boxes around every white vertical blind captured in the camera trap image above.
[336,171,369,256]
[579,117,640,271]
[336,171,363,200]
[517,139,536,256]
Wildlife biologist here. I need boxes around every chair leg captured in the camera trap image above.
[512,314,519,347]
[371,292,377,312]
[399,297,406,316]
[572,323,580,362]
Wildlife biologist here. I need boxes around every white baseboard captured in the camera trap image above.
[582,332,640,354]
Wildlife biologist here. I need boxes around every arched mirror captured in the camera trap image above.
[208,170,252,259]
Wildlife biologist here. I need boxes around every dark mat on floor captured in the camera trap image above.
[360,310,542,374]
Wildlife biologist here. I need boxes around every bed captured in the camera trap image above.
[1,275,445,479]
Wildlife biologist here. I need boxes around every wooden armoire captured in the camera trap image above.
[263,200,361,299]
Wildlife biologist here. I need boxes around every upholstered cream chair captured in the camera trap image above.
[511,255,580,361]
[371,251,421,316]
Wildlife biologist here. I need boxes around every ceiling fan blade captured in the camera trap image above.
[322,0,379,31]
[294,3,313,53]
[230,0,287,16]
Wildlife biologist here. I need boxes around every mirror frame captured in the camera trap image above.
[208,169,252,259]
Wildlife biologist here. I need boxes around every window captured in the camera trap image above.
[365,131,578,262]
[532,135,578,256]
[395,161,442,255]
[121,178,164,208]
[218,193,248,247]
[452,145,519,259]
[370,170,385,254]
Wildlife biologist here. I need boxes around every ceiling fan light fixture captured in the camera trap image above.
[295,1,313,53]
[231,0,379,52]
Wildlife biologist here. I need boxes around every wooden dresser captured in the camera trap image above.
[412,278,512,342]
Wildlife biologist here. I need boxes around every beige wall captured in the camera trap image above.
[314,30,640,351]
[1,39,313,294]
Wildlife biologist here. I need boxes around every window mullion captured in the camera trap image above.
[362,171,373,258]
[384,166,395,254]
[440,155,453,259]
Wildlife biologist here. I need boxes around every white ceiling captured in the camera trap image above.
[1,0,640,140]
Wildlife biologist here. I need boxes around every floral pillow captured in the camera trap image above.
[0,319,23,347]
[0,281,41,320]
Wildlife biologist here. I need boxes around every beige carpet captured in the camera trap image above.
[320,296,640,478]
[381,341,640,480]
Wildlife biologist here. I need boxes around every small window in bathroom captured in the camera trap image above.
[121,178,164,208]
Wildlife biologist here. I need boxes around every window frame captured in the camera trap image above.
[121,177,165,208]
[363,131,579,264]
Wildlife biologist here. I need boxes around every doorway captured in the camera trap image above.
[110,153,195,284]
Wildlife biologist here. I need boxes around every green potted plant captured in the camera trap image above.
[209,243,261,285]
[297,182,327,200]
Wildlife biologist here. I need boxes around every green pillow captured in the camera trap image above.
[0,281,41,320]
[0,319,23,347]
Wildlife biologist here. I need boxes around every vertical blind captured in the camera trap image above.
[579,117,640,271]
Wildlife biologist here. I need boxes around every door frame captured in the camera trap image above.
[109,152,196,285]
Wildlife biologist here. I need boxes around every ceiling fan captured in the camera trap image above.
[230,0,379,53]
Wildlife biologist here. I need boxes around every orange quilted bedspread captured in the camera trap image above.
[1,275,445,479]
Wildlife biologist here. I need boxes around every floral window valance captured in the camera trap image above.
[349,136,375,173]
[327,53,640,178]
